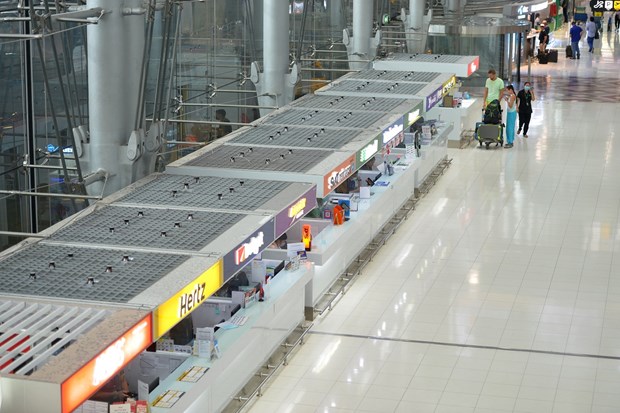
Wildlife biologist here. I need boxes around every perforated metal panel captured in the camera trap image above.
[229,125,361,149]
[349,69,441,83]
[0,299,109,375]
[324,80,427,95]
[51,206,244,251]
[0,243,188,302]
[185,145,327,172]
[116,174,290,211]
[291,95,406,112]
[263,108,385,129]
[396,54,462,63]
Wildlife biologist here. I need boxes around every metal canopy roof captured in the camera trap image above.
[0,299,108,376]
[227,124,362,150]
[373,53,480,77]
[348,69,444,83]
[289,95,407,112]
[115,173,291,211]
[0,243,188,303]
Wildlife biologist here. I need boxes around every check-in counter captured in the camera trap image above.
[262,152,420,306]
[121,264,311,413]
[427,99,481,147]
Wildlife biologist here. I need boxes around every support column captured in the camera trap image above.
[343,0,380,70]
[251,0,298,116]
[85,0,147,196]
[403,0,433,54]
[328,0,343,37]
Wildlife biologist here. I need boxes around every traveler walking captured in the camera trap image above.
[482,69,505,110]
[517,82,536,138]
[504,85,517,148]
[569,21,583,59]
[586,16,597,52]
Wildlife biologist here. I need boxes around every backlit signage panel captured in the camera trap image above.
[154,260,223,338]
[61,315,153,413]
[381,117,404,145]
[467,57,479,76]
[275,186,318,237]
[323,155,356,196]
[442,75,457,95]
[223,220,275,280]
[425,85,443,111]
[357,138,380,165]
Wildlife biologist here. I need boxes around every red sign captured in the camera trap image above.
[323,155,356,197]
[0,334,31,372]
[468,57,480,76]
[61,314,153,413]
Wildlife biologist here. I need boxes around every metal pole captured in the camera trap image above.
[23,164,79,171]
[23,0,38,233]
[181,103,278,109]
[0,190,102,200]
[0,231,46,238]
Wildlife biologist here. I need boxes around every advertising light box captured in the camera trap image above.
[323,155,356,197]
[356,137,381,166]
[381,116,404,146]
[425,85,443,112]
[61,314,153,413]
[223,219,275,280]
[275,186,318,237]
[154,260,223,339]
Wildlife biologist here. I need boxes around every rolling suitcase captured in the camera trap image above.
[547,49,558,63]
[538,52,549,64]
[476,123,504,150]
[566,45,573,58]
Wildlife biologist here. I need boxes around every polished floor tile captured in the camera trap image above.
[242,24,620,413]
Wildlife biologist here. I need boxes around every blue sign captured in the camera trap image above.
[46,144,74,154]
[425,85,443,111]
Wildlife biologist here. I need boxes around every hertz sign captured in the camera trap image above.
[154,260,223,338]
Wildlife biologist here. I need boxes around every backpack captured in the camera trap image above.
[483,99,502,124]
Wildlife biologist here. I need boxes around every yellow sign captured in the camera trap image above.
[442,75,457,96]
[154,260,223,339]
[288,198,307,218]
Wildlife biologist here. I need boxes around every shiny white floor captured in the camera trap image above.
[243,32,620,413]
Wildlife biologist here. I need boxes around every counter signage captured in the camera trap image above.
[442,75,457,95]
[406,109,421,126]
[61,314,153,413]
[357,138,380,165]
[381,117,404,145]
[425,85,443,111]
[154,260,223,338]
[323,155,356,196]
[467,57,479,76]
[223,219,275,280]
[275,186,318,237]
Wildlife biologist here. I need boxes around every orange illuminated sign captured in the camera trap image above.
[61,314,152,413]
[323,155,355,197]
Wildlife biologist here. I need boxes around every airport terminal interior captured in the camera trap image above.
[1,1,620,413]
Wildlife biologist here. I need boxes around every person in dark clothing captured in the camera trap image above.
[615,12,620,31]
[516,82,536,138]
[215,109,232,137]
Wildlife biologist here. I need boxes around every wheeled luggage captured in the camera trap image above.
[475,122,504,150]
[547,49,558,63]
[538,52,549,64]
[566,45,573,58]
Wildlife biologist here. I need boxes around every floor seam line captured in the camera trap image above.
[308,330,620,361]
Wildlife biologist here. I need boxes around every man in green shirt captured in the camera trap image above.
[482,69,505,109]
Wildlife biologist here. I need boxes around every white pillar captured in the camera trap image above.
[86,0,145,195]
[251,0,297,116]
[405,0,432,54]
[343,0,380,70]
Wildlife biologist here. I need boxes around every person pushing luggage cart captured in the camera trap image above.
[477,69,506,149]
